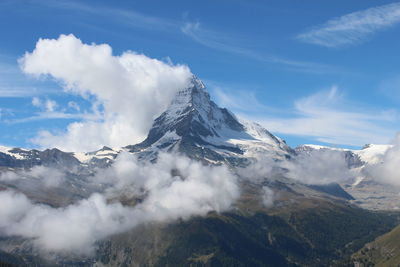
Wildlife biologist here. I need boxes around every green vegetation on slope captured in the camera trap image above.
[95,199,399,267]
[352,223,400,267]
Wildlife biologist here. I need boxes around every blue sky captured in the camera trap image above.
[1,0,400,150]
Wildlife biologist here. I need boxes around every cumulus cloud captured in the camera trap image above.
[0,152,239,255]
[45,99,58,112]
[31,96,41,107]
[20,34,192,151]
[93,152,240,221]
[32,97,58,112]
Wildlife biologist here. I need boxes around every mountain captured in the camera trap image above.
[126,76,293,165]
[0,76,399,266]
[0,146,80,169]
[295,144,391,167]
[0,77,292,168]
[0,77,389,210]
[0,145,122,172]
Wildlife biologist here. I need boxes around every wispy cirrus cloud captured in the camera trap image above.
[0,60,58,98]
[6,112,97,124]
[297,2,400,48]
[207,80,280,114]
[3,97,99,124]
[27,1,341,74]
[182,21,342,74]
[35,0,178,33]
[0,62,18,75]
[0,86,42,98]
[261,88,399,146]
[216,86,400,146]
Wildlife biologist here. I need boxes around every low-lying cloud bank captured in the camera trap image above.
[365,133,400,186]
[0,165,65,187]
[238,149,356,186]
[3,141,400,256]
[284,149,356,185]
[20,34,193,152]
[0,153,239,255]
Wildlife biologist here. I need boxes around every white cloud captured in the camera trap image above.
[20,34,192,151]
[0,59,57,98]
[235,156,276,207]
[31,97,58,112]
[32,96,41,107]
[7,111,95,124]
[45,99,57,112]
[261,186,274,207]
[283,149,355,184]
[0,87,36,98]
[297,2,400,47]
[365,133,400,186]
[181,21,341,74]
[246,87,399,146]
[213,87,268,112]
[93,152,240,220]
[0,152,239,255]
[37,2,339,74]
[0,191,140,255]
[10,96,90,124]
[37,0,178,33]
[0,166,65,187]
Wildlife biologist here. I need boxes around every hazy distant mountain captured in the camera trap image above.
[295,144,400,210]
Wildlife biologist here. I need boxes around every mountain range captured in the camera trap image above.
[0,76,399,266]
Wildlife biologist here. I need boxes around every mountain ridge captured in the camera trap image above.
[0,76,399,267]
[125,76,292,165]
[0,76,292,167]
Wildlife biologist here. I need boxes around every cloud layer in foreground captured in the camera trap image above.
[2,139,400,255]
[20,34,192,152]
[297,2,400,48]
[283,149,355,185]
[0,153,239,255]
[366,133,400,186]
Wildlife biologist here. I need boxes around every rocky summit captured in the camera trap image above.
[126,76,293,165]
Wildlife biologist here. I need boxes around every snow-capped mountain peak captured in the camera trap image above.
[0,76,292,167]
[126,76,292,164]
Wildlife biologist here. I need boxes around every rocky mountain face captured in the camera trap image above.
[126,77,293,165]
[0,147,80,169]
[0,77,394,210]
[0,77,292,169]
